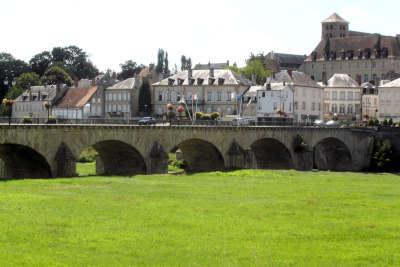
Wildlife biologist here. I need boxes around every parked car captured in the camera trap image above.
[138,117,156,125]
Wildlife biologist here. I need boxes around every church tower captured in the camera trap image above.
[321,13,349,41]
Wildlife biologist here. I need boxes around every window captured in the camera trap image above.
[332,91,337,100]
[339,91,345,100]
[318,103,321,111]
[302,102,306,110]
[217,92,222,101]
[167,92,171,101]
[207,92,212,101]
[324,91,330,100]
[347,92,353,100]
[332,104,338,113]
[312,103,315,111]
[227,91,232,101]
[364,74,369,82]
[347,104,353,114]
[339,104,345,114]
[158,93,162,101]
[262,92,266,97]
[273,102,277,111]
[294,101,298,110]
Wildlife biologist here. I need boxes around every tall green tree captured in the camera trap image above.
[229,58,272,85]
[0,53,29,101]
[180,55,192,70]
[5,72,40,99]
[156,49,165,74]
[29,51,52,76]
[41,66,72,86]
[118,60,145,80]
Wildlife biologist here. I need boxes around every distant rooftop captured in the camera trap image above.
[322,13,348,24]
[193,61,229,70]
[327,74,359,87]
[107,78,138,90]
[380,77,400,87]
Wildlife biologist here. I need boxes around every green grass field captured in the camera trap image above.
[0,165,399,266]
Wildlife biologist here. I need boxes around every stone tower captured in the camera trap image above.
[321,13,349,41]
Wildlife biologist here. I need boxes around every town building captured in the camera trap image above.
[12,84,68,119]
[323,74,362,121]
[152,68,252,117]
[264,52,306,73]
[361,82,379,120]
[301,13,400,84]
[193,61,230,70]
[52,86,98,120]
[241,86,259,117]
[104,78,141,119]
[257,70,323,123]
[378,77,400,122]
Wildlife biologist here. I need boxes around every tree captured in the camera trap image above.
[241,58,272,85]
[164,52,169,74]
[41,66,72,86]
[180,55,192,70]
[118,60,145,80]
[5,72,40,99]
[0,53,29,101]
[29,51,53,76]
[156,49,165,74]
[138,80,152,114]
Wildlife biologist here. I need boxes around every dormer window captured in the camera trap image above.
[32,95,37,101]
[364,48,371,59]
[197,78,204,85]
[208,77,215,85]
[347,50,354,60]
[22,95,28,101]
[340,50,346,60]
[189,78,195,85]
[177,78,184,85]
[381,47,389,58]
[41,94,47,100]
[168,78,175,86]
[218,78,225,85]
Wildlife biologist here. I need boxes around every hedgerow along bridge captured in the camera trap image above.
[0,125,375,179]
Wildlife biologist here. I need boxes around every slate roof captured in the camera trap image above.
[380,77,400,87]
[266,52,306,65]
[307,34,400,60]
[54,86,97,108]
[327,74,359,87]
[153,69,252,86]
[322,13,348,23]
[107,78,137,90]
[193,62,229,70]
[267,70,321,87]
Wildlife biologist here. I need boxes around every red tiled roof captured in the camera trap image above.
[55,86,97,108]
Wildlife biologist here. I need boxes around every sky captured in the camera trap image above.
[1,0,399,72]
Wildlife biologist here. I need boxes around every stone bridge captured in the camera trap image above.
[0,125,375,179]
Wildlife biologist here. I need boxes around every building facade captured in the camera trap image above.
[12,85,68,119]
[259,70,323,122]
[301,13,400,84]
[361,82,379,120]
[378,78,400,122]
[104,78,141,119]
[152,69,252,117]
[323,74,362,121]
[52,86,98,120]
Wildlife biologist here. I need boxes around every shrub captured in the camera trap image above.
[47,115,57,124]
[371,139,393,171]
[78,147,98,163]
[195,112,203,120]
[201,114,211,120]
[374,118,380,126]
[389,118,393,126]
[210,112,220,120]
[23,116,32,124]
[293,134,308,152]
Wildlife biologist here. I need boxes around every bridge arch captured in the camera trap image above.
[80,140,147,176]
[314,137,352,171]
[0,143,52,179]
[250,138,293,169]
[174,138,225,172]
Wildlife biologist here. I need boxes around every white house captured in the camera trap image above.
[323,74,362,121]
[378,77,400,122]
[52,86,98,120]
[257,70,323,123]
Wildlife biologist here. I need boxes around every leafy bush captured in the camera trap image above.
[389,118,393,126]
[195,112,203,120]
[23,116,32,124]
[292,134,308,152]
[210,112,220,120]
[78,147,98,163]
[47,115,57,124]
[371,139,393,170]
[201,114,211,120]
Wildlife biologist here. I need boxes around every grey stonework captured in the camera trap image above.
[0,125,379,179]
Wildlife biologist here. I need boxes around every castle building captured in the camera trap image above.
[301,13,400,84]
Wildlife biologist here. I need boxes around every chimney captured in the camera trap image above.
[188,68,193,79]
[209,68,214,78]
